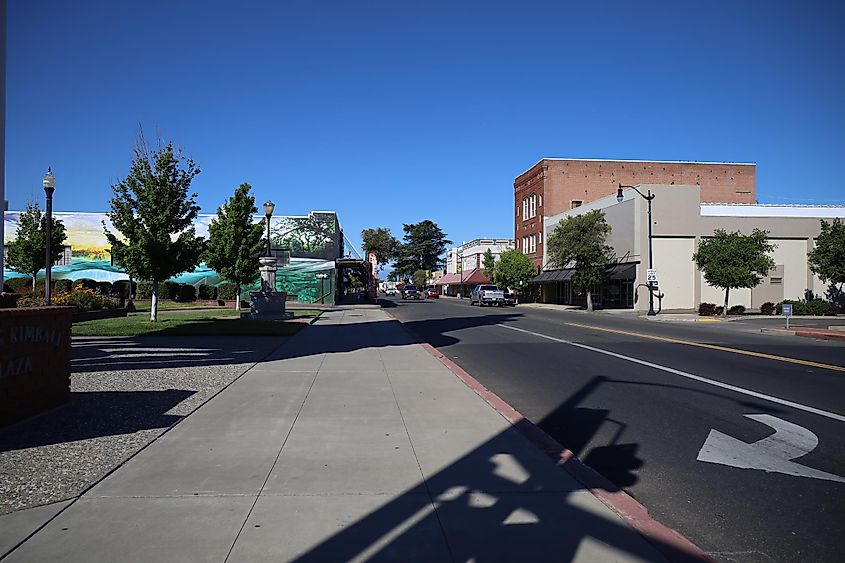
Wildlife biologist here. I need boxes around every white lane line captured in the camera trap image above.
[499,324,845,424]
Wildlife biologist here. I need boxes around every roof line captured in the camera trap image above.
[515,157,756,180]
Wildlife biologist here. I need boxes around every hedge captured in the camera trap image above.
[217,282,238,300]
[177,284,197,302]
[198,284,217,300]
[776,299,837,316]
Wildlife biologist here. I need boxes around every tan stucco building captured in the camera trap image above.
[536,184,845,312]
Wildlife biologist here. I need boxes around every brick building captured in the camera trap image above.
[514,158,756,268]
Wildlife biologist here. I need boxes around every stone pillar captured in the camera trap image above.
[259,256,277,293]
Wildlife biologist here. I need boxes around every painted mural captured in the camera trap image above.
[3,211,342,302]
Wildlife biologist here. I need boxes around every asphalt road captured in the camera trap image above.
[384,295,845,563]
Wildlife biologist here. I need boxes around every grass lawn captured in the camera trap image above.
[72,309,322,337]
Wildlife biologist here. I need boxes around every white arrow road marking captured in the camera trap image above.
[697,414,845,483]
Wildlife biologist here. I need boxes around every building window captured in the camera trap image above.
[529,194,537,218]
[539,195,543,207]
[522,197,529,220]
[770,277,783,285]
[571,200,582,209]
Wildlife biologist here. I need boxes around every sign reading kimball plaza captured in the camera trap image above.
[0,306,74,426]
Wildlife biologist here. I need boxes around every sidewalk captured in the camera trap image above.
[3,308,698,562]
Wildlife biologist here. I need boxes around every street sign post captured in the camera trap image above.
[782,303,793,329]
[646,268,659,286]
[315,272,330,304]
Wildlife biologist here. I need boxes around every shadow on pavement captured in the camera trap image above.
[70,336,276,373]
[0,389,194,452]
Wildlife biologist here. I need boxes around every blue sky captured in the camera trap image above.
[6,0,844,256]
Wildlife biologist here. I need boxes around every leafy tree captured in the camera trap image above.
[547,210,614,312]
[205,183,265,311]
[693,228,775,317]
[6,202,67,291]
[361,227,399,267]
[494,249,535,299]
[104,142,204,322]
[412,269,429,289]
[808,218,845,301]
[394,220,451,279]
[481,249,496,280]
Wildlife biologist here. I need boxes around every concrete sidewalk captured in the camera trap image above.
[4,308,692,562]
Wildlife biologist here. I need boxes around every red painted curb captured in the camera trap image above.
[794,329,845,341]
[383,309,712,563]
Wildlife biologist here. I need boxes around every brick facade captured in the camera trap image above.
[514,158,756,267]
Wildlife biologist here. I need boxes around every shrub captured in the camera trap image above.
[728,305,746,315]
[177,284,197,302]
[55,279,74,293]
[714,306,725,316]
[73,278,98,290]
[698,302,717,316]
[760,302,776,315]
[163,280,181,300]
[198,284,217,300]
[54,289,118,311]
[112,280,137,298]
[1,282,10,293]
[95,281,114,295]
[136,281,153,299]
[6,277,33,292]
[217,282,238,300]
[15,291,45,308]
[776,298,836,316]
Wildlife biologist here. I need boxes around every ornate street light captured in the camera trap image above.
[263,200,275,257]
[43,168,56,305]
[617,183,657,316]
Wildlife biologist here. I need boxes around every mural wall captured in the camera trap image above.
[3,211,342,302]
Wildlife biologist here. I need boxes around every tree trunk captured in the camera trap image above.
[723,287,730,318]
[32,274,37,292]
[586,290,594,312]
[151,281,159,322]
[235,283,241,311]
[127,275,136,312]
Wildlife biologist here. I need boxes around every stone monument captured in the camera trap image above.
[249,255,290,320]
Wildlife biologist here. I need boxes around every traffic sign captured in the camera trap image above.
[646,268,658,284]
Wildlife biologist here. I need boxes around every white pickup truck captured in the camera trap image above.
[470,284,505,307]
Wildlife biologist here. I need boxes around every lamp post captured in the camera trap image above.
[458,246,464,298]
[43,168,56,305]
[263,200,275,257]
[617,183,656,316]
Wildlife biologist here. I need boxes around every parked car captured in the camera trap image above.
[470,284,505,306]
[424,286,439,299]
[402,284,420,300]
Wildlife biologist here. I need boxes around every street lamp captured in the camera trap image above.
[263,200,275,257]
[43,168,56,305]
[617,183,657,316]
[458,246,465,299]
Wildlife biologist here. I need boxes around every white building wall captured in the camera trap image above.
[768,239,809,301]
[652,238,696,310]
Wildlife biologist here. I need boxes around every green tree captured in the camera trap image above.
[394,220,451,279]
[6,202,67,291]
[808,218,845,300]
[481,249,496,280]
[361,227,399,267]
[693,229,775,317]
[104,142,204,322]
[547,210,614,312]
[205,183,265,311]
[494,249,535,300]
[412,269,429,289]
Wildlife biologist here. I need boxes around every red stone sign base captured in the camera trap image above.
[0,306,74,427]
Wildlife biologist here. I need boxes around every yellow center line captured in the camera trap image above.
[561,321,845,373]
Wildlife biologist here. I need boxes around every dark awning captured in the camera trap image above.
[605,263,637,280]
[530,263,637,284]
